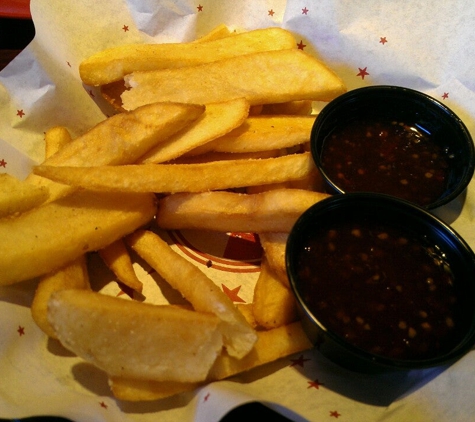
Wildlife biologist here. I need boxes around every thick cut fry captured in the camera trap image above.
[258,232,290,287]
[0,173,48,218]
[31,255,90,339]
[26,102,204,202]
[126,230,257,359]
[172,149,282,164]
[193,24,232,43]
[0,191,156,286]
[44,126,72,158]
[80,27,296,86]
[48,290,223,383]
[252,257,298,329]
[33,152,315,194]
[99,239,143,293]
[156,189,330,233]
[189,115,316,156]
[109,322,312,401]
[121,49,346,110]
[138,98,250,163]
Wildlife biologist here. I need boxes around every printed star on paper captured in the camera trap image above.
[289,354,311,367]
[330,410,341,418]
[99,401,108,409]
[297,40,306,50]
[16,109,25,118]
[268,9,275,16]
[67,61,71,67]
[302,7,309,15]
[442,92,449,100]
[307,378,324,390]
[17,326,25,336]
[203,393,211,402]
[356,67,369,79]
[197,4,203,12]
[379,36,388,45]
[0,159,7,168]
[122,25,129,32]
[222,284,245,303]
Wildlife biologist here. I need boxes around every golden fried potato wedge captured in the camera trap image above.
[193,24,233,43]
[138,98,250,163]
[109,321,312,401]
[26,102,204,202]
[48,290,223,382]
[0,191,156,285]
[43,126,72,158]
[258,232,290,287]
[33,152,315,194]
[31,255,90,339]
[127,230,257,359]
[80,27,296,86]
[190,115,316,156]
[252,257,298,329]
[0,174,48,218]
[98,238,143,293]
[121,49,346,109]
[156,189,330,232]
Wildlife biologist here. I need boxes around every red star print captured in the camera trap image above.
[442,92,449,100]
[66,61,71,67]
[302,7,309,15]
[356,67,369,79]
[197,4,203,12]
[122,25,129,32]
[17,326,25,336]
[330,410,341,418]
[203,392,210,402]
[297,40,306,50]
[289,354,311,367]
[16,109,25,118]
[307,378,324,390]
[99,401,108,409]
[0,159,6,168]
[222,284,245,303]
[379,36,388,45]
[268,9,275,16]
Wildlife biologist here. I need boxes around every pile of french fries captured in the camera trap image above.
[0,25,345,401]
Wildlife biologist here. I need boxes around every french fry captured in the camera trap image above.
[156,189,330,233]
[171,149,282,164]
[258,232,290,288]
[121,49,346,110]
[0,191,156,286]
[80,27,296,86]
[188,115,316,156]
[109,321,312,401]
[193,24,233,43]
[31,255,90,339]
[126,230,257,359]
[138,98,250,164]
[252,257,298,330]
[48,290,223,382]
[98,238,143,293]
[43,126,72,158]
[33,152,316,194]
[0,174,48,218]
[26,102,205,202]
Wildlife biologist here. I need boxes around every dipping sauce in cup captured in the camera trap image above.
[286,193,475,372]
[321,118,449,206]
[311,86,475,210]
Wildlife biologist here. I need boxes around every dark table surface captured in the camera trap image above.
[0,17,35,70]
